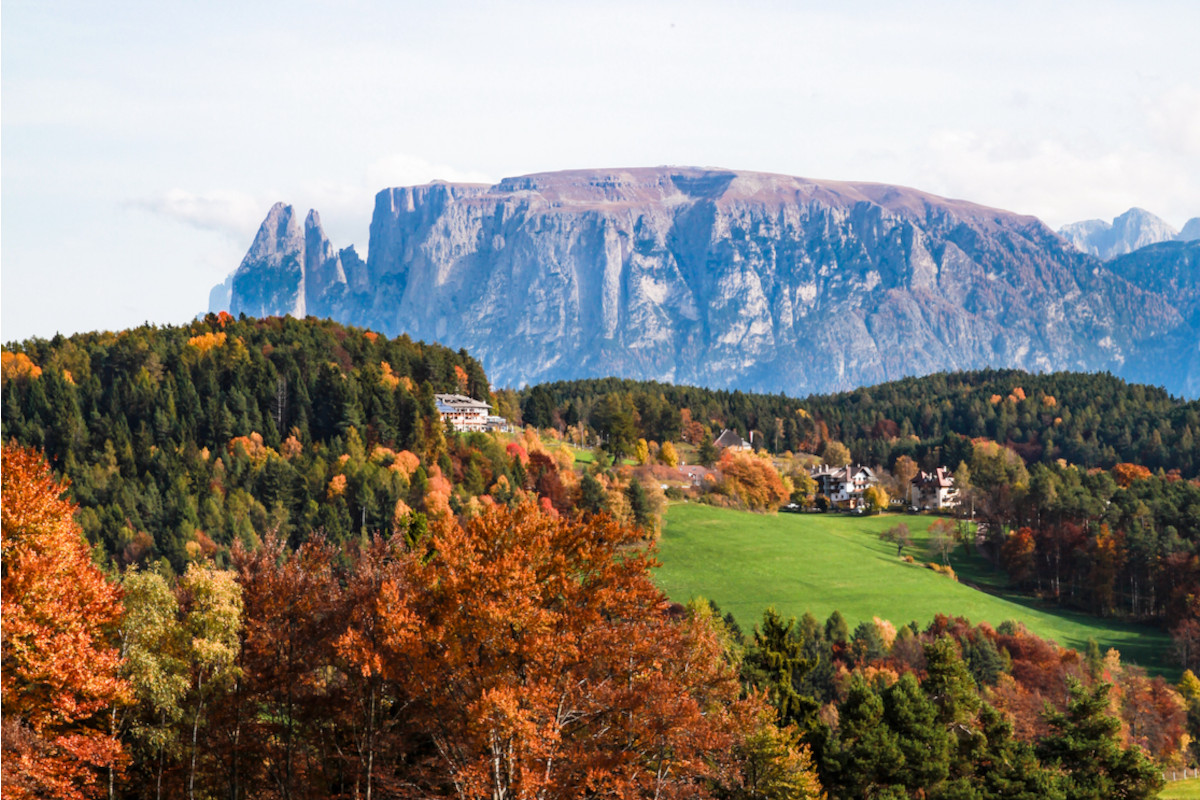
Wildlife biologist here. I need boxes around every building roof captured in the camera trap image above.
[809,464,876,481]
[915,467,955,488]
[434,393,491,412]
[713,429,750,449]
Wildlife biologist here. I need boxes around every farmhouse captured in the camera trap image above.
[809,464,878,509]
[713,429,753,451]
[678,465,714,487]
[912,467,960,510]
[434,393,492,432]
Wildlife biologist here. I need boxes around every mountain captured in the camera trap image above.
[1104,239,1200,397]
[227,203,367,320]
[1058,208,1184,259]
[215,167,1197,397]
[1180,218,1200,242]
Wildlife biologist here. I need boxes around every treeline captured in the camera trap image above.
[512,370,1200,475]
[942,443,1200,626]
[1,314,498,570]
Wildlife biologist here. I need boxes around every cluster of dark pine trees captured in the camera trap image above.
[733,605,1173,800]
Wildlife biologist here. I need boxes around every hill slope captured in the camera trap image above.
[655,504,1171,674]
[1,316,492,569]
[517,370,1200,476]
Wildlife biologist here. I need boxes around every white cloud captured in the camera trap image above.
[1145,84,1200,158]
[128,154,497,269]
[134,188,272,241]
[913,129,1199,229]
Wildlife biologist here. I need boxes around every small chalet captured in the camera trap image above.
[713,429,753,451]
[809,464,878,509]
[678,465,714,487]
[434,394,491,432]
[912,468,960,510]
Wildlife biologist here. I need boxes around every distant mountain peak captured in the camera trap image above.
[1058,207,1182,260]
[1180,218,1200,242]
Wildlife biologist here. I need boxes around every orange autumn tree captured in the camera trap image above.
[717,450,789,511]
[347,499,815,798]
[1,445,129,799]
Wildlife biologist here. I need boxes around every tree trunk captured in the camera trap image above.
[189,674,206,800]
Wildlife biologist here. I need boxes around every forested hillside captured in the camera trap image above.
[517,372,1200,626]
[1,314,492,570]
[515,370,1200,475]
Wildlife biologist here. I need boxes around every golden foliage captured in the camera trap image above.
[392,450,420,478]
[380,361,401,389]
[280,434,303,460]
[873,617,897,649]
[1112,462,1152,488]
[187,331,227,354]
[228,432,271,467]
[659,440,680,468]
[1,351,42,384]
[716,451,789,511]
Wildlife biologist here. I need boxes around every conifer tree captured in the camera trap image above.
[743,609,818,729]
[1037,681,1163,800]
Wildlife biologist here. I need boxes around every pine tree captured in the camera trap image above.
[743,609,818,729]
[1037,680,1163,800]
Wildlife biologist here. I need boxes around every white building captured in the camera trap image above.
[912,467,960,510]
[809,464,878,509]
[435,394,491,432]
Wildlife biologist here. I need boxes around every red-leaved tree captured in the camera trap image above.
[344,499,797,798]
[1,445,129,799]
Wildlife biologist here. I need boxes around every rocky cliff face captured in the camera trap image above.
[1105,240,1200,397]
[225,203,365,321]
[217,168,1199,397]
[1058,208,1184,260]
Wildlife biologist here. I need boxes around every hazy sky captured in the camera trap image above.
[4,0,1198,342]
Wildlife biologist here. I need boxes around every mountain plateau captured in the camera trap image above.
[215,167,1200,397]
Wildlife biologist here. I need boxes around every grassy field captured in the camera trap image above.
[653,503,1172,675]
[1161,778,1200,799]
[568,445,636,467]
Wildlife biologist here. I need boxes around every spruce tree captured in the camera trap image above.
[743,608,818,729]
[1037,681,1163,800]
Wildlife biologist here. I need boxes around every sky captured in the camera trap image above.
[3,0,1199,342]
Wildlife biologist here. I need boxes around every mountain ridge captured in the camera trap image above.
[1058,207,1200,260]
[214,166,1200,398]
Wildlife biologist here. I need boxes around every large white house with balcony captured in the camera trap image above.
[809,464,878,509]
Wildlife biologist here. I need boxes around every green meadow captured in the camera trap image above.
[654,503,1172,675]
[1161,778,1200,799]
